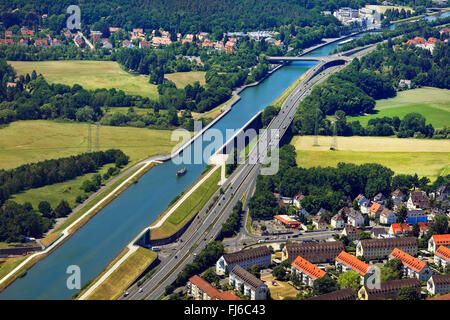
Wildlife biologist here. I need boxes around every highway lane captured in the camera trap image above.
[123,46,376,300]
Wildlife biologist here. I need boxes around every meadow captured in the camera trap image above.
[292,136,450,180]
[8,60,160,99]
[165,71,206,88]
[346,87,450,128]
[0,120,178,170]
[86,247,157,300]
[8,61,207,99]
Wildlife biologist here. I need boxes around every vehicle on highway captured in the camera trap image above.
[174,255,177,258]
[123,292,129,297]
[138,288,143,293]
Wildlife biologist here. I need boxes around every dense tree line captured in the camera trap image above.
[220,201,243,238]
[0,149,128,206]
[1,0,366,34]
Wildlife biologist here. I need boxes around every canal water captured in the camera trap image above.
[0,36,356,300]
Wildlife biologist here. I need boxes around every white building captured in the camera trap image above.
[428,234,450,253]
[216,246,271,275]
[331,214,345,229]
[229,265,268,300]
[291,255,326,287]
[388,248,432,281]
[427,274,450,296]
[434,245,450,268]
[347,210,365,227]
[379,208,396,225]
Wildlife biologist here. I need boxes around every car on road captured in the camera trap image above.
[123,292,129,297]
[138,288,143,293]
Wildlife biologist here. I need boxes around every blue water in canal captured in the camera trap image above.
[1,54,332,300]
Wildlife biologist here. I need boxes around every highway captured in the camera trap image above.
[122,44,377,300]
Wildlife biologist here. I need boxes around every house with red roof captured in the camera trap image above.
[369,202,383,218]
[389,248,432,281]
[34,39,49,48]
[335,250,373,284]
[187,275,241,300]
[389,223,411,236]
[434,245,450,268]
[429,234,450,252]
[0,39,14,46]
[291,255,326,287]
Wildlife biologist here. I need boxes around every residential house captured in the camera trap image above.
[215,246,271,275]
[331,214,345,229]
[229,265,269,300]
[427,274,450,296]
[358,278,420,300]
[355,194,370,213]
[407,190,429,210]
[18,39,28,46]
[308,288,356,300]
[371,227,388,239]
[182,34,194,44]
[101,39,112,49]
[0,39,14,46]
[369,202,383,218]
[380,208,396,225]
[214,42,224,50]
[293,193,304,208]
[34,39,49,48]
[202,40,214,49]
[21,29,34,37]
[139,41,151,49]
[389,223,411,236]
[291,255,326,287]
[342,225,362,241]
[152,37,172,46]
[429,234,450,253]
[122,40,134,48]
[197,32,209,42]
[312,216,327,230]
[90,31,102,43]
[347,210,365,227]
[406,209,427,224]
[398,79,411,89]
[51,39,62,47]
[434,245,450,268]
[109,27,121,33]
[417,222,428,238]
[282,242,344,263]
[4,31,13,38]
[335,250,373,284]
[388,248,432,281]
[373,193,386,204]
[356,237,417,260]
[392,189,405,207]
[187,275,240,300]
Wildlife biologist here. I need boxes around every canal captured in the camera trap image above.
[0,38,346,300]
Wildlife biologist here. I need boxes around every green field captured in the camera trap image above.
[11,163,117,209]
[86,247,157,300]
[292,136,450,180]
[165,71,206,88]
[346,87,450,128]
[0,120,178,170]
[150,168,221,239]
[8,60,160,99]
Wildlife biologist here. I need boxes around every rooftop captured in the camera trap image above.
[336,251,370,276]
[230,265,264,290]
[223,246,271,265]
[292,256,326,280]
[388,248,426,272]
